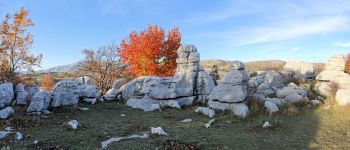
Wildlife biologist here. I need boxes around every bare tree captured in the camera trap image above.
[78,43,127,93]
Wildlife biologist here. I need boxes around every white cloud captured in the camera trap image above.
[335,41,350,48]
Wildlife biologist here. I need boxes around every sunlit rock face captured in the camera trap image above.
[316,54,350,106]
[0,83,14,108]
[123,44,215,111]
[208,61,249,118]
[284,60,315,79]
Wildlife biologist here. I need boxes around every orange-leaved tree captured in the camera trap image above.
[0,7,42,83]
[41,73,54,90]
[345,53,350,73]
[117,25,181,78]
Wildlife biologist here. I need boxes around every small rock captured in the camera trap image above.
[78,107,90,111]
[101,134,148,149]
[15,132,23,140]
[262,121,271,128]
[310,100,322,106]
[0,131,11,139]
[33,140,39,144]
[264,101,279,113]
[150,127,168,136]
[195,107,215,118]
[0,107,14,119]
[180,118,192,123]
[120,114,126,117]
[67,120,79,129]
[204,119,215,128]
[4,127,13,131]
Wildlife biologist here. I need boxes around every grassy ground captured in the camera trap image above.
[0,97,349,150]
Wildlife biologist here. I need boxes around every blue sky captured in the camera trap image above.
[1,0,350,69]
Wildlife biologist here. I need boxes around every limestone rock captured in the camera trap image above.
[15,83,27,105]
[276,86,307,103]
[204,119,215,128]
[230,61,245,70]
[335,89,350,106]
[195,107,215,118]
[265,71,284,89]
[227,103,249,118]
[0,83,14,108]
[209,84,247,103]
[264,101,279,113]
[150,127,168,136]
[25,85,39,102]
[126,98,161,112]
[75,76,93,85]
[68,120,79,129]
[284,60,314,79]
[0,107,14,119]
[27,91,52,113]
[51,80,80,107]
[325,54,345,71]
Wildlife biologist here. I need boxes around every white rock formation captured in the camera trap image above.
[284,60,315,79]
[15,132,23,140]
[103,79,127,101]
[123,45,215,110]
[27,91,52,113]
[150,127,168,136]
[195,107,215,118]
[75,76,93,85]
[208,100,249,118]
[0,83,14,108]
[51,80,80,107]
[335,89,350,106]
[262,121,271,128]
[126,98,161,112]
[25,85,39,102]
[204,119,215,128]
[0,107,14,119]
[15,83,27,105]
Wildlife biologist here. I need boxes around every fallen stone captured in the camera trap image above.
[78,107,90,111]
[310,100,322,106]
[15,132,23,140]
[0,131,11,139]
[82,98,97,104]
[180,118,192,123]
[4,127,13,131]
[204,119,215,128]
[150,127,168,136]
[0,82,14,108]
[51,80,80,107]
[67,120,79,129]
[227,103,249,118]
[101,133,149,149]
[120,114,126,117]
[195,107,215,118]
[0,107,14,119]
[27,91,52,113]
[262,121,271,128]
[126,98,161,112]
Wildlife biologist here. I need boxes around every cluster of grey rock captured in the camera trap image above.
[316,54,350,106]
[207,61,249,118]
[123,45,215,111]
[27,77,100,114]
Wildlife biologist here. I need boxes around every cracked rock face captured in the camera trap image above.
[0,83,14,108]
[51,80,81,107]
[27,91,52,113]
[123,44,215,111]
[15,83,27,105]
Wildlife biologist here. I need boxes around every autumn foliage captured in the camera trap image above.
[0,7,42,83]
[345,53,350,73]
[117,25,181,78]
[41,73,54,90]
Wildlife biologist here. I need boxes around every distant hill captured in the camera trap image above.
[38,62,80,73]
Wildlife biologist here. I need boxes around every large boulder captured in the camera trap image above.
[51,80,80,107]
[0,83,14,108]
[27,91,52,113]
[75,76,94,85]
[15,83,27,105]
[265,71,284,89]
[335,89,350,106]
[123,44,215,109]
[276,85,308,103]
[284,60,315,79]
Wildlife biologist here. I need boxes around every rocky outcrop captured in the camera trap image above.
[15,83,27,105]
[284,60,314,79]
[316,54,350,105]
[75,76,94,85]
[208,61,249,118]
[27,91,52,113]
[0,83,14,108]
[123,45,215,111]
[104,79,127,101]
[25,85,39,102]
[51,80,81,107]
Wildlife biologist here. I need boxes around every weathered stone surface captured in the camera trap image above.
[230,61,245,70]
[276,86,307,103]
[0,83,14,108]
[264,101,279,113]
[265,71,284,89]
[150,127,168,136]
[15,83,27,105]
[219,70,248,84]
[209,84,247,102]
[0,107,14,119]
[112,79,128,89]
[335,89,350,106]
[27,91,52,113]
[227,103,249,118]
[195,107,215,118]
[126,98,161,112]
[25,85,39,102]
[324,54,345,71]
[80,85,99,98]
[122,44,214,109]
[51,80,80,107]
[284,60,315,79]
[256,83,275,97]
